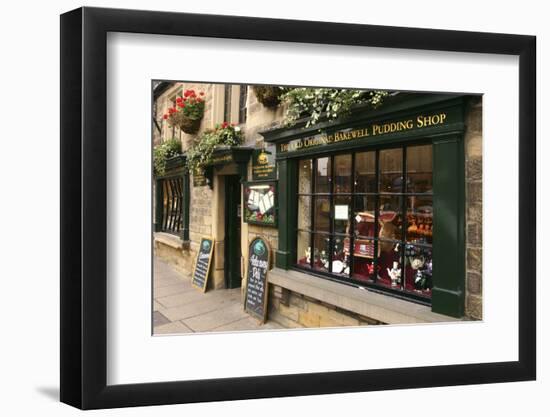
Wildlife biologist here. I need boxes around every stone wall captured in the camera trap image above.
[464,96,483,319]
[268,284,382,328]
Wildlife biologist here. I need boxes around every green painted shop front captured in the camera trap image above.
[261,94,468,318]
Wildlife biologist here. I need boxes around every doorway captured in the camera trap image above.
[224,175,242,288]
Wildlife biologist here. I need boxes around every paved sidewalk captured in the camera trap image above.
[153,257,283,334]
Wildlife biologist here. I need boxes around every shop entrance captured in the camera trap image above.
[224,175,242,289]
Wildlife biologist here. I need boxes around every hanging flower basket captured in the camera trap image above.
[175,113,202,134]
[163,89,205,134]
[253,86,284,108]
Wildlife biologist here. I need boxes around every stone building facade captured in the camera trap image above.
[153,82,483,327]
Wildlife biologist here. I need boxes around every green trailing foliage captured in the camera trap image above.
[153,138,182,176]
[282,88,389,128]
[186,122,243,173]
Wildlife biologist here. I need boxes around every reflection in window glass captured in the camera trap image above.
[334,154,352,193]
[334,196,351,235]
[297,196,311,231]
[315,157,331,193]
[354,195,376,238]
[298,159,312,194]
[406,196,433,244]
[296,231,311,268]
[355,152,376,193]
[314,198,330,233]
[313,234,330,272]
[379,148,403,193]
[407,145,432,193]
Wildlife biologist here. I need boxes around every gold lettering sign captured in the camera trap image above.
[278,112,448,153]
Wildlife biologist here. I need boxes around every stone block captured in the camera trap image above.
[289,293,306,310]
[466,294,483,320]
[467,271,482,295]
[467,222,482,246]
[278,303,300,322]
[465,134,482,158]
[467,157,482,181]
[327,308,360,326]
[298,310,321,327]
[468,203,483,224]
[468,181,482,203]
[467,248,482,272]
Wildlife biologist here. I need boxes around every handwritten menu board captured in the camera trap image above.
[192,168,207,187]
[244,237,271,323]
[191,237,214,292]
[243,181,277,227]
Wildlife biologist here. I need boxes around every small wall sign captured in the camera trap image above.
[243,181,277,227]
[244,237,271,323]
[191,237,214,292]
[192,168,208,187]
[252,144,276,180]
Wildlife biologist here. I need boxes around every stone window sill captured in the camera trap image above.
[154,232,190,250]
[268,268,459,325]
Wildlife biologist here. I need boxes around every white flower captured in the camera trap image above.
[234,126,241,132]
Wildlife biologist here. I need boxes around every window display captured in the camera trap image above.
[295,144,434,301]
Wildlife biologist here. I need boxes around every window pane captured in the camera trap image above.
[297,196,312,230]
[355,152,376,193]
[404,244,433,296]
[354,195,376,238]
[407,145,433,193]
[352,257,375,283]
[332,235,349,276]
[298,159,312,194]
[334,154,352,193]
[314,157,331,193]
[379,195,403,238]
[313,234,330,272]
[377,240,402,289]
[314,197,330,233]
[406,196,433,244]
[334,196,351,235]
[296,231,311,268]
[379,148,403,193]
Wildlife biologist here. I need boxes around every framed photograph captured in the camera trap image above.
[60,6,536,410]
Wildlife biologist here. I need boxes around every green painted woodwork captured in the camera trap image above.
[154,179,163,232]
[431,135,465,317]
[225,175,242,288]
[275,158,297,269]
[264,94,470,317]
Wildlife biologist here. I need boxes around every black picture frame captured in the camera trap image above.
[60,6,536,410]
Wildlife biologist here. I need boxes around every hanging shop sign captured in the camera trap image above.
[244,237,271,323]
[191,237,214,292]
[252,144,277,180]
[243,181,277,227]
[278,111,453,154]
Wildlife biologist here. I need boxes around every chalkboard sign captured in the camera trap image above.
[244,237,271,323]
[191,237,214,292]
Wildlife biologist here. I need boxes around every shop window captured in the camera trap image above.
[158,175,190,240]
[295,144,433,301]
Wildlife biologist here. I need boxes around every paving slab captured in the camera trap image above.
[152,311,171,327]
[153,282,194,298]
[154,320,194,335]
[182,303,251,332]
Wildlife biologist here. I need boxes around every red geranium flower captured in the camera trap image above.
[176,97,183,103]
[163,114,168,120]
[177,102,184,108]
